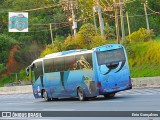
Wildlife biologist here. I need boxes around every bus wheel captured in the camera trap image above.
[77,87,86,101]
[43,90,50,101]
[104,93,115,98]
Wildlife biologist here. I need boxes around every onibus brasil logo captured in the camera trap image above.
[9,12,28,32]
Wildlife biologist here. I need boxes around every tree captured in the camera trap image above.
[0,34,18,63]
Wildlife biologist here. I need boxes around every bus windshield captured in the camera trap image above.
[96,48,126,65]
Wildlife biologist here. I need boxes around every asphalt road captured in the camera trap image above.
[0,88,160,120]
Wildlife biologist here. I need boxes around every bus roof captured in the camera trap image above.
[30,44,123,63]
[44,49,93,60]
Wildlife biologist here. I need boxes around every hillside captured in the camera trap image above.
[126,40,160,77]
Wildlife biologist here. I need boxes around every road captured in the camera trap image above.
[0,88,160,120]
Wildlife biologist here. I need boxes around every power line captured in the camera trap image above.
[29,22,70,26]
[124,0,135,4]
[146,5,160,14]
[29,29,50,32]
[99,0,107,8]
[22,3,62,12]
[28,9,157,33]
[104,0,113,7]
[29,13,98,33]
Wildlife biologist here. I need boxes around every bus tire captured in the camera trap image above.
[77,87,86,101]
[43,90,50,101]
[104,93,115,98]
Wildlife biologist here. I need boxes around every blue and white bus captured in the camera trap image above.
[26,44,132,101]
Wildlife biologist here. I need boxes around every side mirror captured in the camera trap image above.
[26,67,29,76]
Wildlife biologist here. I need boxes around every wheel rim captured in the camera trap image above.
[43,91,48,101]
[78,88,84,101]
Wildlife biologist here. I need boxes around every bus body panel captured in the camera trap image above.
[42,68,97,98]
[32,77,43,98]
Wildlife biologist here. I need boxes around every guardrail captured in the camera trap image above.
[0,77,160,94]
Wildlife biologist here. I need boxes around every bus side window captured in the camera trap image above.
[64,56,76,71]
[87,53,93,69]
[44,58,54,73]
[33,62,43,81]
[75,54,89,69]
[54,57,64,72]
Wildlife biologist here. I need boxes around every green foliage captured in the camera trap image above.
[78,23,96,37]
[18,69,29,81]
[0,74,18,87]
[40,41,63,57]
[125,0,160,34]
[54,35,65,42]
[126,28,154,42]
[155,35,160,41]
[124,40,160,77]
[0,63,7,74]
[0,34,18,63]
[64,23,107,50]
[0,76,12,87]
[14,42,42,68]
[104,23,115,40]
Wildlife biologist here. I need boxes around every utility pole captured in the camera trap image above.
[71,1,77,37]
[119,0,125,42]
[92,6,98,34]
[143,2,149,30]
[63,0,78,37]
[96,0,105,40]
[113,0,120,44]
[50,23,54,44]
[126,12,131,41]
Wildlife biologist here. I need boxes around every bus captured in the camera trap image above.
[26,44,132,101]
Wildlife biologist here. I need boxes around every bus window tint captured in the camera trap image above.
[97,48,126,65]
[44,58,54,73]
[32,62,43,80]
[64,56,76,71]
[75,53,92,69]
[87,53,93,68]
[54,57,64,72]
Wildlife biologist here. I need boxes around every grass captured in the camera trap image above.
[155,35,160,41]
[130,64,160,78]
[0,75,16,87]
[0,69,29,87]
[127,40,160,78]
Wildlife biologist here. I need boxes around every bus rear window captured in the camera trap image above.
[96,48,126,65]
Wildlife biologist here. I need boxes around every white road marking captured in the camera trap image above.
[155,110,160,111]
[42,108,75,111]
[7,101,35,105]
[89,101,124,104]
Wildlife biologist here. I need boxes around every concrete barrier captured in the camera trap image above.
[0,85,32,94]
[0,77,160,94]
[132,76,160,88]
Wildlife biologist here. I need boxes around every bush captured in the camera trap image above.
[0,34,18,63]
[124,40,160,77]
[0,63,7,75]
[40,41,63,57]
[126,28,154,42]
[14,42,42,66]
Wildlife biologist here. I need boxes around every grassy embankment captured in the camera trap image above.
[127,35,160,77]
